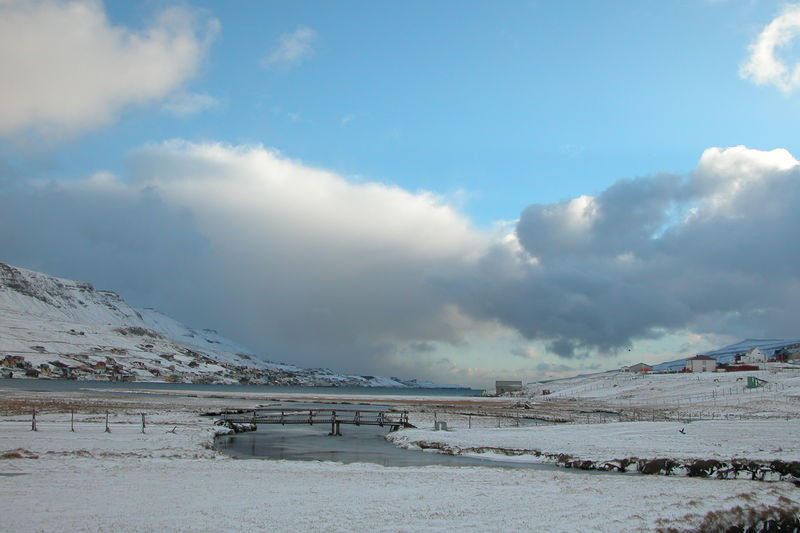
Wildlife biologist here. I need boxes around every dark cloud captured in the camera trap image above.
[447,146,800,358]
[0,141,488,378]
[4,142,800,381]
[410,342,437,353]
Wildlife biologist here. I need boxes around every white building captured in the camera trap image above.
[685,355,717,372]
[738,347,766,364]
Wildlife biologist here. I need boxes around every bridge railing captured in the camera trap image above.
[220,408,410,428]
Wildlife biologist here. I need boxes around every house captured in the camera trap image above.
[495,380,523,395]
[623,363,651,373]
[685,355,717,372]
[1,355,25,368]
[737,347,766,364]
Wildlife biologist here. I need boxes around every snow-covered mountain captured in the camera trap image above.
[0,262,459,387]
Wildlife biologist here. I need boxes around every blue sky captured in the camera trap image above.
[46,1,800,223]
[3,0,800,387]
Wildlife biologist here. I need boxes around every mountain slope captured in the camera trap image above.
[0,262,448,387]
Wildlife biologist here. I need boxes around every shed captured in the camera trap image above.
[495,380,523,395]
[623,363,651,373]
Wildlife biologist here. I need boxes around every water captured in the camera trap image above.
[2,378,550,469]
[216,402,556,470]
[0,378,483,397]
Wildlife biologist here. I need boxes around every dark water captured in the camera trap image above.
[0,378,483,397]
[216,402,556,470]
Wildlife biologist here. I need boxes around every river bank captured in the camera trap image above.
[1,385,798,532]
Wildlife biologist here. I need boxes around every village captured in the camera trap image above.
[492,339,800,397]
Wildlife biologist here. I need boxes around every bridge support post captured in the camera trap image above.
[329,411,342,436]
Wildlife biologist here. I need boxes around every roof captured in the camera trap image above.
[687,355,715,361]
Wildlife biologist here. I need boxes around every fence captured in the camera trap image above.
[24,409,150,433]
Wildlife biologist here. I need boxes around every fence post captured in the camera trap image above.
[71,410,75,432]
[31,409,37,432]
[141,413,146,434]
[104,410,111,433]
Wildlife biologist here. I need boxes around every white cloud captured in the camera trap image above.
[261,26,316,69]
[740,4,800,92]
[0,140,490,375]
[340,113,357,127]
[162,92,218,117]
[0,0,218,136]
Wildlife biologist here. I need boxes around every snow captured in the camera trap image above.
[526,365,800,419]
[389,419,800,464]
[0,394,797,533]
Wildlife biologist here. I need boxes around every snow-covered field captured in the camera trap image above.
[1,387,798,532]
[389,419,800,464]
[531,366,800,417]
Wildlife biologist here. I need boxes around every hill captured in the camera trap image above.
[0,262,445,387]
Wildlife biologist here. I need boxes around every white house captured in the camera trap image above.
[738,347,766,364]
[685,355,717,372]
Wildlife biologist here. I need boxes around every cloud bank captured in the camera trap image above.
[447,146,800,358]
[0,141,488,374]
[0,0,217,135]
[3,143,800,379]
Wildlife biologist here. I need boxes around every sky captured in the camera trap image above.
[3,0,800,388]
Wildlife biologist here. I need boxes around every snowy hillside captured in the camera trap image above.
[521,364,800,420]
[0,262,454,387]
[651,338,800,372]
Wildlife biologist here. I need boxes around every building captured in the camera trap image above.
[623,363,651,373]
[737,347,766,364]
[495,380,523,395]
[685,355,717,373]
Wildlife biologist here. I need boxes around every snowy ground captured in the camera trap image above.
[0,387,798,532]
[531,366,800,419]
[389,419,800,464]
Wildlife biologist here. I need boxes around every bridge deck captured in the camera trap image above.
[221,408,413,435]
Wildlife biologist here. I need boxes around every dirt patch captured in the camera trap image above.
[1,448,39,459]
[657,501,800,533]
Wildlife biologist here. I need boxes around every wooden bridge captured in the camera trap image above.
[221,408,414,436]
